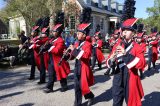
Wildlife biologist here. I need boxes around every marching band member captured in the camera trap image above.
[106,18,145,106]
[105,28,122,76]
[28,18,43,80]
[135,24,146,79]
[44,12,70,93]
[32,17,50,84]
[147,27,158,71]
[28,26,40,80]
[91,25,105,71]
[67,7,95,106]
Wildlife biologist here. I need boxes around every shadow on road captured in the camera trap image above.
[94,75,111,84]
[0,91,24,100]
[19,103,34,106]
[83,87,112,105]
[0,71,30,80]
[52,83,74,92]
[142,91,160,106]
[93,65,107,73]
[143,64,160,79]
[0,71,30,91]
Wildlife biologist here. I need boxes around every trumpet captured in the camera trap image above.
[111,41,123,62]
[58,42,75,66]
[38,41,50,54]
[58,47,71,66]
[19,39,29,51]
[110,41,116,47]
[38,37,55,54]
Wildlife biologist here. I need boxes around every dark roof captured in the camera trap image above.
[77,0,121,17]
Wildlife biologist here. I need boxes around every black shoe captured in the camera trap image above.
[110,71,115,76]
[28,77,35,80]
[60,87,68,92]
[153,68,159,73]
[104,68,111,76]
[44,89,53,93]
[104,71,110,76]
[91,67,96,72]
[37,81,46,85]
[153,67,157,71]
[73,102,81,106]
[140,75,144,79]
[99,67,102,70]
[87,98,94,106]
[91,67,94,71]
[9,66,14,69]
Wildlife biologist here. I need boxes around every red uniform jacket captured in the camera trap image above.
[71,41,94,95]
[109,38,115,46]
[127,43,145,106]
[96,39,105,63]
[109,38,113,45]
[137,42,147,71]
[29,36,41,70]
[86,36,92,43]
[150,40,158,62]
[48,36,70,81]
[31,37,49,71]
[106,41,144,106]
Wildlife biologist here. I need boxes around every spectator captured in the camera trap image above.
[0,44,15,67]
[18,31,28,62]
[65,30,76,47]
[18,31,28,45]
[0,45,4,60]
[69,30,76,44]
[63,23,70,40]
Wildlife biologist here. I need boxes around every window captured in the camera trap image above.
[87,0,91,4]
[90,16,93,29]
[98,0,102,7]
[101,18,104,30]
[70,16,75,29]
[64,0,68,3]
[2,30,5,34]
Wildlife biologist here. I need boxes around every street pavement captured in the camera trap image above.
[0,53,160,106]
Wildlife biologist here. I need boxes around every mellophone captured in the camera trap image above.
[33,35,74,66]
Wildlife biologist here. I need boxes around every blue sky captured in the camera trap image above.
[117,0,154,19]
[0,0,6,9]
[0,0,154,19]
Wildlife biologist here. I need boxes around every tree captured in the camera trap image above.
[64,1,81,29]
[46,0,63,29]
[146,0,160,17]
[121,0,136,22]
[145,0,160,32]
[0,9,10,26]
[65,1,80,16]
[2,0,50,35]
[1,0,64,35]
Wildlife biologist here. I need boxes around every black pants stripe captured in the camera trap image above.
[112,66,129,106]
[29,50,35,78]
[39,54,46,82]
[92,48,101,69]
[47,54,67,90]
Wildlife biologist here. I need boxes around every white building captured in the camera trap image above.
[65,0,123,36]
[9,15,27,39]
